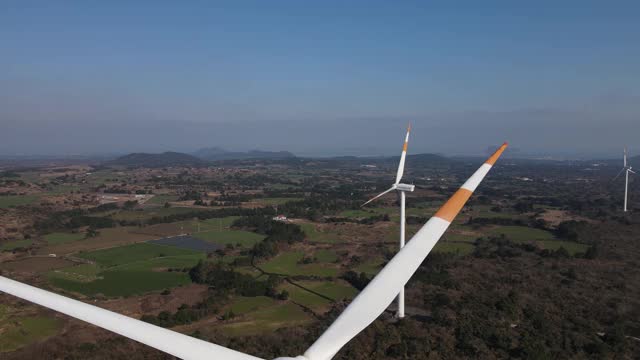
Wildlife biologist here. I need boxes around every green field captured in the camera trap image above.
[340,206,426,221]
[48,243,202,297]
[110,207,209,222]
[260,251,339,277]
[48,255,203,296]
[488,225,555,243]
[139,216,241,237]
[339,208,392,218]
[0,195,40,208]
[77,243,199,267]
[0,306,62,353]
[433,242,475,255]
[131,221,199,237]
[412,200,443,209]
[299,223,340,243]
[109,253,205,272]
[230,296,277,315]
[268,183,301,190]
[283,281,357,310]
[49,268,191,297]
[441,232,477,243]
[234,265,263,277]
[44,232,85,245]
[469,205,522,219]
[221,302,311,336]
[355,258,384,276]
[1,239,33,251]
[259,197,303,205]
[45,184,80,195]
[38,226,156,256]
[85,170,118,184]
[386,224,420,242]
[12,171,41,183]
[200,216,240,229]
[194,229,264,247]
[49,263,101,282]
[485,225,589,255]
[315,249,338,263]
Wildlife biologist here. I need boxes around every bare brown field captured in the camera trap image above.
[97,194,153,205]
[129,221,197,237]
[37,166,90,179]
[0,257,75,273]
[98,284,209,318]
[297,219,393,245]
[538,209,593,227]
[36,227,157,256]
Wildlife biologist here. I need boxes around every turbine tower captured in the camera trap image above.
[362,124,414,319]
[614,146,636,212]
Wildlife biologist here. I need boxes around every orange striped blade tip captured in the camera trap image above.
[485,142,508,165]
[401,124,411,151]
[434,142,508,222]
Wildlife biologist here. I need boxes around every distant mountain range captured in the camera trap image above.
[108,152,204,167]
[107,148,296,167]
[582,155,640,167]
[105,149,638,169]
[297,153,457,171]
[192,147,296,161]
[405,153,456,166]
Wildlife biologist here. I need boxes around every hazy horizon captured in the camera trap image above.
[2,2,639,158]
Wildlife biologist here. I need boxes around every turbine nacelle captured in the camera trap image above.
[395,183,415,192]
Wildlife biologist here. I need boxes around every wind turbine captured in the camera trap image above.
[0,143,508,360]
[613,146,636,212]
[362,124,414,319]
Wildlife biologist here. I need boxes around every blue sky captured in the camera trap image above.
[1,1,639,157]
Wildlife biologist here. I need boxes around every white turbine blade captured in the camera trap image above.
[0,276,262,360]
[394,124,411,184]
[624,146,627,167]
[629,169,636,174]
[361,186,395,207]
[612,167,626,181]
[304,142,509,360]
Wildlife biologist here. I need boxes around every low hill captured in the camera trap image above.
[108,152,205,168]
[299,153,456,170]
[369,153,456,168]
[193,147,296,161]
[406,153,456,166]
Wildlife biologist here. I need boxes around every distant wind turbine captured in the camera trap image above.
[362,124,414,319]
[613,146,636,212]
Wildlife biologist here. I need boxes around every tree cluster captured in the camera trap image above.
[189,261,282,297]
